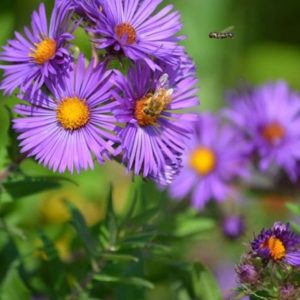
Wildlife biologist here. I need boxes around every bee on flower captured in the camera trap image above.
[113,58,199,178]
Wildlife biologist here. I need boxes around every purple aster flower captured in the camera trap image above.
[90,0,184,69]
[113,60,199,178]
[224,81,300,181]
[251,222,300,266]
[13,55,117,174]
[236,263,260,285]
[169,114,250,210]
[0,2,75,95]
[222,215,245,240]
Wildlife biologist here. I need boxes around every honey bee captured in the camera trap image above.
[209,26,235,39]
[143,74,174,117]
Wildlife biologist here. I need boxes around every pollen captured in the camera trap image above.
[30,37,57,64]
[189,147,216,176]
[115,23,137,44]
[262,236,286,260]
[262,122,285,144]
[56,97,90,130]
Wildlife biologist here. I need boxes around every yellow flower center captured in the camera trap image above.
[56,97,90,130]
[189,147,216,176]
[134,89,172,127]
[262,122,285,144]
[115,23,137,44]
[30,38,57,64]
[261,236,286,260]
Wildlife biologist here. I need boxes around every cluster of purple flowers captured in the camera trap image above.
[236,222,300,299]
[167,81,300,210]
[0,0,199,176]
[2,1,300,213]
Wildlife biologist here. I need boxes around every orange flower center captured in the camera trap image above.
[56,97,90,130]
[261,236,286,260]
[134,89,172,127]
[30,38,57,64]
[189,147,216,176]
[115,23,137,44]
[262,122,285,144]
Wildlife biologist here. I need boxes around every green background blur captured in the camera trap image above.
[0,0,300,298]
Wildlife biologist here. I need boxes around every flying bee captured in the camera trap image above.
[143,74,174,118]
[209,26,235,39]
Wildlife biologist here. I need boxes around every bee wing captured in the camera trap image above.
[220,25,235,33]
[158,73,170,89]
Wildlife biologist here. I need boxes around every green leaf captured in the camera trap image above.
[99,253,139,263]
[93,274,154,289]
[175,218,216,237]
[4,106,19,163]
[291,221,300,235]
[105,185,118,246]
[0,263,30,300]
[68,202,97,255]
[192,263,222,300]
[3,176,75,199]
[39,231,59,261]
[286,202,300,216]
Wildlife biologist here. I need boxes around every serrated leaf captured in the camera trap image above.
[93,274,154,289]
[0,263,30,300]
[68,202,97,255]
[192,263,222,300]
[3,176,75,199]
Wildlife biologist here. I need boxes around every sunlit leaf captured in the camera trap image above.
[192,263,222,300]
[0,263,30,300]
[94,274,154,289]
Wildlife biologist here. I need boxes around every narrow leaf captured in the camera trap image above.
[68,202,97,255]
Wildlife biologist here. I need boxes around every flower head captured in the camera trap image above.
[222,215,245,240]
[90,0,184,69]
[13,55,118,173]
[236,263,260,285]
[224,81,300,181]
[0,2,75,95]
[169,114,250,209]
[251,222,300,266]
[113,59,199,178]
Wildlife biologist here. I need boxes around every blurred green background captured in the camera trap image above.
[0,0,300,299]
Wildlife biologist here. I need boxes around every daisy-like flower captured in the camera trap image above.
[0,2,75,95]
[169,114,250,209]
[113,60,199,178]
[90,0,184,69]
[13,55,117,173]
[224,81,300,181]
[251,222,300,266]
